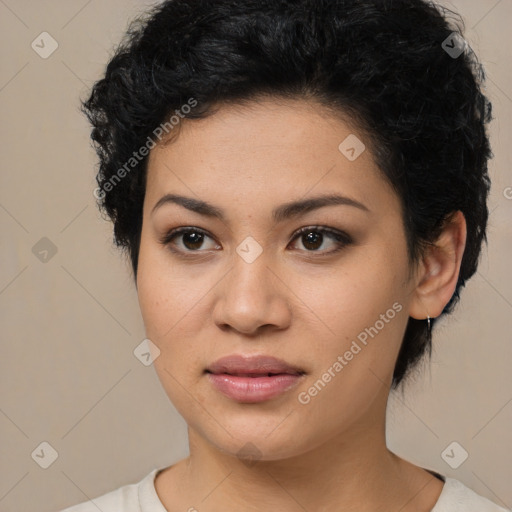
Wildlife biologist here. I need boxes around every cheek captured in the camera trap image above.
[295,250,410,385]
[293,271,407,425]
[136,254,167,338]
[300,258,405,337]
[136,238,211,373]
[137,234,188,337]
[137,230,175,346]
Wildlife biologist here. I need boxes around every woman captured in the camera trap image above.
[62,0,508,510]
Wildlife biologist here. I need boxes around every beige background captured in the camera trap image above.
[0,1,511,511]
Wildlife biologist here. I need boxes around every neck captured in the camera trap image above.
[161,388,442,511]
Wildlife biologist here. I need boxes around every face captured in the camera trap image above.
[137,98,420,462]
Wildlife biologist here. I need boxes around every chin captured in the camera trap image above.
[195,414,320,463]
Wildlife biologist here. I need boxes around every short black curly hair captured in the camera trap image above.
[82,0,492,387]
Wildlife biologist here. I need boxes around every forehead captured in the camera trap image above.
[145,98,397,218]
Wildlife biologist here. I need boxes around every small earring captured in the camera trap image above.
[427,314,431,334]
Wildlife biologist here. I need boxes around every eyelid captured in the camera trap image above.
[158,226,217,249]
[159,225,352,255]
[291,225,352,243]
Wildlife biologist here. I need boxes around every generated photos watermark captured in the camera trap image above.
[93,97,198,200]
[298,301,403,405]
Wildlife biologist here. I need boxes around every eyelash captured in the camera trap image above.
[159,225,352,257]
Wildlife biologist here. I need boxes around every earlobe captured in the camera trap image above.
[409,211,467,321]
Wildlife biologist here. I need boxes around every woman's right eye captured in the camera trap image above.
[159,227,220,254]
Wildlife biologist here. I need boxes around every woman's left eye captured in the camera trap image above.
[289,226,352,254]
[159,226,352,256]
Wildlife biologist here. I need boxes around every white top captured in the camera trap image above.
[59,468,510,512]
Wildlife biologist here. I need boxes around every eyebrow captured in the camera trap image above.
[151,193,370,222]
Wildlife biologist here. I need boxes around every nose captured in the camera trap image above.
[212,253,292,336]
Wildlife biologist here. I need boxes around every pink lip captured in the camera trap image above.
[207,354,305,376]
[206,354,306,403]
[207,373,304,403]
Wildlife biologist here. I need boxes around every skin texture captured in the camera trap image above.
[136,98,466,511]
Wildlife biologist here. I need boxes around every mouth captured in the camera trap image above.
[206,354,305,376]
[205,354,306,403]
[205,371,302,377]
[206,372,305,403]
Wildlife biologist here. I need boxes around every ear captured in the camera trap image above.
[409,211,467,320]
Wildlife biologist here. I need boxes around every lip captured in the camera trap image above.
[206,354,305,376]
[207,373,304,403]
[206,354,306,403]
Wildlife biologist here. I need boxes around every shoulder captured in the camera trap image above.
[432,477,510,512]
[58,469,163,512]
